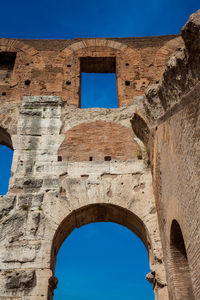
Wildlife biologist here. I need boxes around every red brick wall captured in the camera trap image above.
[151,85,200,299]
[58,121,140,161]
[0,36,183,106]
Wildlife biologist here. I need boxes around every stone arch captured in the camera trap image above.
[48,203,153,299]
[60,109,134,132]
[54,38,142,76]
[0,127,13,149]
[170,219,194,300]
[0,39,43,73]
[58,38,141,60]
[42,157,168,300]
[50,203,151,272]
[0,39,45,103]
[54,38,143,107]
[0,38,40,57]
[131,113,150,146]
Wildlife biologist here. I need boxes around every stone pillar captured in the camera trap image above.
[0,96,63,299]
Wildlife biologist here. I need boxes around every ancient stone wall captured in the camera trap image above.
[0,9,200,300]
[0,95,167,300]
[142,10,200,300]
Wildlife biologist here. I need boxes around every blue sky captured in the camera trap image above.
[54,222,153,300]
[0,0,199,38]
[0,146,13,195]
[81,74,118,108]
[0,1,199,299]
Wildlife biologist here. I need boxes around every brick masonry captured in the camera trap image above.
[0,9,200,300]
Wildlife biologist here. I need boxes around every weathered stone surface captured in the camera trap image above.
[143,10,200,124]
[0,196,15,219]
[0,10,200,300]
[2,243,40,263]
[181,9,200,52]
[17,193,44,209]
[0,212,27,242]
[5,270,36,290]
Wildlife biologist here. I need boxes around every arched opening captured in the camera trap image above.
[170,220,194,300]
[54,222,154,300]
[0,127,13,195]
[49,204,154,299]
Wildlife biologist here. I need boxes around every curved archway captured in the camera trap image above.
[58,39,141,62]
[0,38,38,55]
[54,221,154,300]
[54,38,143,107]
[170,219,194,300]
[0,127,13,150]
[131,113,150,147]
[49,203,153,299]
[0,127,13,195]
[51,204,151,271]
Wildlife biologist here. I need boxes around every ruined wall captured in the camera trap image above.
[0,35,183,106]
[0,9,200,300]
[141,10,200,300]
[0,96,168,300]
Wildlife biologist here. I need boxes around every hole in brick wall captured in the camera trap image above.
[104,156,111,161]
[125,81,130,86]
[170,220,195,299]
[89,156,93,161]
[67,64,71,67]
[66,81,71,85]
[125,63,129,66]
[80,57,118,108]
[0,52,16,66]
[0,52,16,81]
[25,80,31,86]
[2,92,6,96]
[58,156,62,162]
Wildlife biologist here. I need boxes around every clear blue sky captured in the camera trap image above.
[0,146,13,195]
[81,74,118,108]
[0,0,199,38]
[54,222,153,300]
[0,1,199,299]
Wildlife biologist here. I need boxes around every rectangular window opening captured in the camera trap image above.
[80,57,118,108]
[0,52,16,82]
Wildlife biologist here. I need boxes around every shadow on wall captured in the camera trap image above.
[170,220,195,300]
